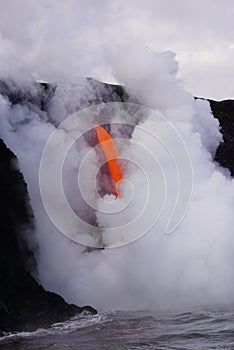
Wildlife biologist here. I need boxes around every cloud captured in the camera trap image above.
[0,0,234,98]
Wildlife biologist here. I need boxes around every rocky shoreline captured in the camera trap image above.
[0,138,96,333]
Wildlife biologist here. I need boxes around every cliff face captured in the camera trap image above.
[0,138,96,332]
[209,99,234,176]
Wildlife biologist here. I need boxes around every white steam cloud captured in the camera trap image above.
[0,1,234,311]
[1,0,234,99]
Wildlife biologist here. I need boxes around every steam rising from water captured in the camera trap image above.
[0,1,234,311]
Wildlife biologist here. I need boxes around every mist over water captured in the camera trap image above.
[0,1,234,313]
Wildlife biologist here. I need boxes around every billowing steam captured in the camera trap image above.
[0,1,234,311]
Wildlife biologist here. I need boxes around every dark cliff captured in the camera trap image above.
[209,99,234,176]
[0,139,96,332]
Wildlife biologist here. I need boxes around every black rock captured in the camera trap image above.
[208,99,234,176]
[80,305,98,315]
[0,138,96,332]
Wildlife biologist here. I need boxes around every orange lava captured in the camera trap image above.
[94,124,122,197]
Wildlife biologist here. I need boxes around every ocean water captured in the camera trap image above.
[1,305,234,350]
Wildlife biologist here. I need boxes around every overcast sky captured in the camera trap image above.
[0,0,233,100]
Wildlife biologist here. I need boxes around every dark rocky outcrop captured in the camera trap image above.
[0,78,128,115]
[208,99,234,176]
[0,139,96,332]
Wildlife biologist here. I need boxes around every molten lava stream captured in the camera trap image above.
[94,124,123,197]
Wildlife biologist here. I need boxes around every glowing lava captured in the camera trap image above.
[94,124,123,197]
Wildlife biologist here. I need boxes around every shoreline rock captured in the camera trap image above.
[0,138,96,332]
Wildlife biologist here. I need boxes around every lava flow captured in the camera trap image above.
[94,124,123,197]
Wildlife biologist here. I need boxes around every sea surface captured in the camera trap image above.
[1,305,234,349]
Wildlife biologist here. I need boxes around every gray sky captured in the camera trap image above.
[0,0,233,99]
